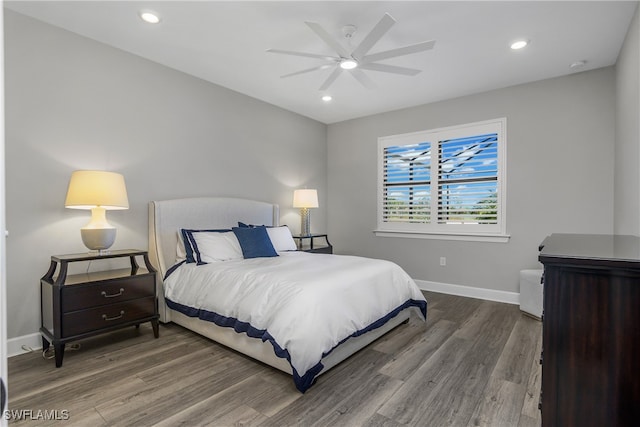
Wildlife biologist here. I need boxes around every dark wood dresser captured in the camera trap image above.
[538,234,640,427]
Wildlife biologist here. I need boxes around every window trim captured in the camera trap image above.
[373,230,510,243]
[376,118,509,242]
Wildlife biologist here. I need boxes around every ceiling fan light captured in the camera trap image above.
[321,95,333,102]
[340,59,358,70]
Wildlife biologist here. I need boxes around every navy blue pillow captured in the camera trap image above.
[232,226,279,259]
[181,228,230,263]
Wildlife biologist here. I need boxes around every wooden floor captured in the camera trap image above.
[8,291,542,426]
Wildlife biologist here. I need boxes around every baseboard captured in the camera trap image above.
[7,332,41,358]
[415,279,519,305]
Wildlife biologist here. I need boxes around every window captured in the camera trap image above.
[376,118,508,242]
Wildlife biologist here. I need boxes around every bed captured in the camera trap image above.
[148,197,427,392]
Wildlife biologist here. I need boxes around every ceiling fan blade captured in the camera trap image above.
[266,49,339,62]
[349,69,376,90]
[362,40,436,64]
[305,21,350,58]
[351,13,396,61]
[359,63,422,76]
[319,67,343,91]
[281,64,335,78]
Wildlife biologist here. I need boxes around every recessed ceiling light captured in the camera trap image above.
[140,11,161,24]
[339,59,358,70]
[322,95,333,102]
[510,40,529,50]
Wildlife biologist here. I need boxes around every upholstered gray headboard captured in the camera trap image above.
[148,197,279,322]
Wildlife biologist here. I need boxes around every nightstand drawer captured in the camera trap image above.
[61,275,154,313]
[62,297,156,337]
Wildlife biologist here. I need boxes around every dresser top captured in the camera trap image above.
[539,233,640,265]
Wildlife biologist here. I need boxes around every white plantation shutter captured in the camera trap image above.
[382,141,431,223]
[377,119,506,239]
[438,133,498,225]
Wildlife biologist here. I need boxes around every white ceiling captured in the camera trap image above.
[5,1,637,124]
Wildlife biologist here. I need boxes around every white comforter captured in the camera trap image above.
[163,251,427,391]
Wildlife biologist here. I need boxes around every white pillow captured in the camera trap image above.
[176,230,187,263]
[191,231,244,263]
[267,226,297,252]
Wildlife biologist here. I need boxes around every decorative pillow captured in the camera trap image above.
[266,226,297,252]
[180,228,230,263]
[237,222,297,252]
[188,231,243,264]
[232,226,279,259]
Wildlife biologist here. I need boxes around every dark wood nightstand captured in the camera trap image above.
[293,234,333,254]
[40,249,159,367]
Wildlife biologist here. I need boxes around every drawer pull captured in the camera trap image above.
[102,311,125,322]
[101,288,124,298]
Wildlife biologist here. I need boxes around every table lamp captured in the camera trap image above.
[293,189,318,237]
[65,170,129,253]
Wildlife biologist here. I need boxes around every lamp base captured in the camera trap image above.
[81,228,116,252]
[300,208,311,237]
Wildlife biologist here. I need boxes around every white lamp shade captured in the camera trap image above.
[293,189,319,208]
[65,170,129,210]
[65,170,128,252]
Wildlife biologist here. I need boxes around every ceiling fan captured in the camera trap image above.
[267,13,436,91]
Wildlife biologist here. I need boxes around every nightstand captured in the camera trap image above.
[40,249,159,367]
[293,234,333,254]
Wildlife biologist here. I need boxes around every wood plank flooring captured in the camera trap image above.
[7,291,542,426]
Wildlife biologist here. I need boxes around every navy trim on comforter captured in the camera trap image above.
[165,297,427,392]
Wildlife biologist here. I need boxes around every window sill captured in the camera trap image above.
[373,230,511,243]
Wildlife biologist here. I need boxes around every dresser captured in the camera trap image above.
[40,249,159,367]
[538,234,640,427]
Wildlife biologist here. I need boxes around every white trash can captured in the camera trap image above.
[519,269,543,320]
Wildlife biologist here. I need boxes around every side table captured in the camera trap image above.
[293,234,333,254]
[40,249,159,367]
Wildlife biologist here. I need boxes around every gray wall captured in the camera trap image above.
[4,11,327,339]
[327,68,616,293]
[4,6,634,340]
[614,4,640,235]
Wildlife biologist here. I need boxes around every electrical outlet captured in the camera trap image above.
[440,257,446,266]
